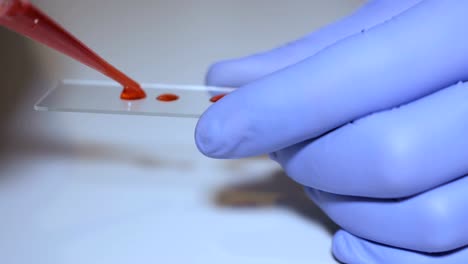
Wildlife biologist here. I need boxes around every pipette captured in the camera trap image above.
[0,0,145,100]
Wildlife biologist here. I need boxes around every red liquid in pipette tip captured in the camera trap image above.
[0,0,146,100]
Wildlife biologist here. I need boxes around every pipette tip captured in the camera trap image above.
[120,85,147,100]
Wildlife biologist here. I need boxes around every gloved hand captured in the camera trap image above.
[195,0,468,263]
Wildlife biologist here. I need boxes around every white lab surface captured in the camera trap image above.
[0,1,364,263]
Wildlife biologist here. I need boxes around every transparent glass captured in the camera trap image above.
[35,80,233,118]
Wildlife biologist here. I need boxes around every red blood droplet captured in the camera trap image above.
[210,94,226,103]
[156,93,179,102]
[121,84,147,100]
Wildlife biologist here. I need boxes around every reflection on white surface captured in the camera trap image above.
[1,139,337,264]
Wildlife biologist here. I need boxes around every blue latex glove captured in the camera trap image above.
[195,0,468,263]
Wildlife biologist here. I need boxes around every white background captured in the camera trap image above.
[0,1,363,263]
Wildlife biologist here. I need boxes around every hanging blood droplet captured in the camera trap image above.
[121,84,146,100]
[156,93,179,102]
[210,94,226,103]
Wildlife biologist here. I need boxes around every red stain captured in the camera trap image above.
[210,94,226,103]
[156,93,179,102]
[0,0,146,100]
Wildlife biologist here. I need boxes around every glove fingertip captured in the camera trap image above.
[332,230,376,264]
[195,99,254,158]
[332,230,351,262]
[205,60,231,87]
[205,59,250,87]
